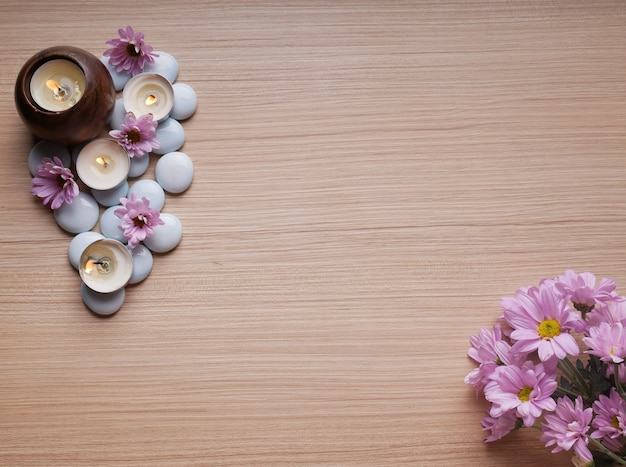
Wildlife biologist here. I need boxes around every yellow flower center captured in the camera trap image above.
[538,319,561,339]
[612,415,620,429]
[518,386,532,402]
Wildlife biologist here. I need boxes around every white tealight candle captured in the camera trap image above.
[30,59,85,112]
[79,239,133,293]
[75,138,130,190]
[123,73,174,122]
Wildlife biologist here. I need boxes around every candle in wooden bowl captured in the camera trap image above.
[14,46,116,146]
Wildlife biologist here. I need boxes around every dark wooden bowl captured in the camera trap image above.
[14,46,116,146]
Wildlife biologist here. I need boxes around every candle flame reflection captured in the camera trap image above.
[145,94,158,106]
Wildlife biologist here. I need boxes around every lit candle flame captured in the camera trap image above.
[46,79,67,100]
[145,94,158,106]
[96,156,109,168]
[84,259,107,274]
[85,259,96,274]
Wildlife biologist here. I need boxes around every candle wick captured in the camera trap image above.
[94,258,112,274]
[45,80,69,100]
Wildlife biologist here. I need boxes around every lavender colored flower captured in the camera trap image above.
[103,25,158,76]
[481,410,520,442]
[540,396,593,463]
[554,269,622,314]
[502,283,585,363]
[591,387,626,440]
[583,321,626,364]
[586,301,626,329]
[484,361,557,427]
[109,112,160,158]
[114,192,164,249]
[467,274,626,464]
[465,324,523,392]
[31,156,79,209]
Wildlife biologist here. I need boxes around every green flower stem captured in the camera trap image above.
[558,358,591,400]
[556,385,582,399]
[588,435,626,465]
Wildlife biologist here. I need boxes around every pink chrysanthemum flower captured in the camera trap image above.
[103,25,158,76]
[591,387,626,440]
[502,283,585,363]
[484,361,557,427]
[109,112,160,158]
[586,301,626,329]
[465,324,523,392]
[540,396,593,463]
[114,192,164,249]
[583,321,626,364]
[481,410,521,442]
[31,156,79,209]
[554,269,622,314]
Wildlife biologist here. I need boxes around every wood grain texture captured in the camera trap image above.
[1,1,625,465]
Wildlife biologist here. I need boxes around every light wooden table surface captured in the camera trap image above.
[1,1,625,465]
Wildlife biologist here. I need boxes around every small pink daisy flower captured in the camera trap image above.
[481,410,521,442]
[583,321,626,364]
[109,112,160,158]
[585,301,626,329]
[591,387,626,440]
[484,361,557,427]
[554,269,622,314]
[540,396,593,463]
[103,25,158,76]
[465,324,522,392]
[31,156,79,209]
[502,283,585,363]
[114,192,164,249]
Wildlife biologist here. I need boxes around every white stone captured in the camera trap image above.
[143,213,182,253]
[155,151,193,194]
[171,83,197,120]
[127,179,165,211]
[53,192,99,234]
[153,118,185,155]
[81,283,125,316]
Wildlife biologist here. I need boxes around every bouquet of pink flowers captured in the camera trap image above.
[465,270,626,466]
